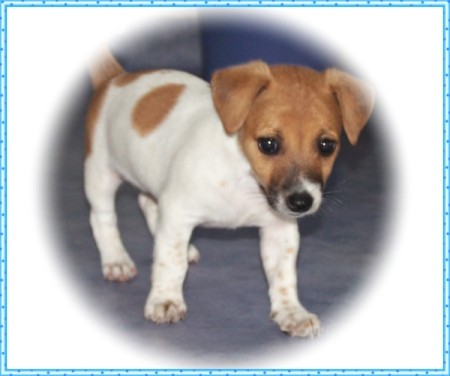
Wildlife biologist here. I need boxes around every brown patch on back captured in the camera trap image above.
[114,70,159,87]
[132,84,185,137]
[85,81,110,156]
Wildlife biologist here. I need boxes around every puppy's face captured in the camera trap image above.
[212,62,374,218]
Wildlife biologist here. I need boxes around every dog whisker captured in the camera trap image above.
[318,193,343,216]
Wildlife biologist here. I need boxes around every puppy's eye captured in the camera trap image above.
[258,137,281,156]
[318,138,337,156]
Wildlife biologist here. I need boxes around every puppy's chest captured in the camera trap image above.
[200,175,273,228]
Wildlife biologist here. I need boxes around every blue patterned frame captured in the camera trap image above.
[0,1,448,375]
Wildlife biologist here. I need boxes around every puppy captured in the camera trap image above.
[85,50,374,337]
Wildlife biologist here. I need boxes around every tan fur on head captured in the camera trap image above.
[210,63,375,198]
[211,61,272,134]
[326,68,375,145]
[238,65,343,192]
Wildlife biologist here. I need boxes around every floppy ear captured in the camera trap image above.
[211,61,272,134]
[326,68,375,145]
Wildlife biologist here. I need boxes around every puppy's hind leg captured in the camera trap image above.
[85,156,137,282]
[138,193,200,264]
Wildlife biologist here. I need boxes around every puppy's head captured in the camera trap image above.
[211,61,375,219]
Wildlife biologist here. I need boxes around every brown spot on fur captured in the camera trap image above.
[287,247,295,254]
[279,287,288,296]
[114,70,159,87]
[85,81,110,156]
[132,84,185,136]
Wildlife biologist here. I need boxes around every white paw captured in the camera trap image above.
[188,245,200,264]
[144,298,187,324]
[102,256,137,282]
[271,307,321,338]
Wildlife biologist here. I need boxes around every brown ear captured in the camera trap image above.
[211,61,272,134]
[326,68,375,145]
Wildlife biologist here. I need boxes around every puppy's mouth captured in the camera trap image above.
[260,180,323,219]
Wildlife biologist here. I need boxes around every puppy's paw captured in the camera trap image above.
[102,256,137,282]
[271,307,321,338]
[144,298,187,324]
[188,245,200,264]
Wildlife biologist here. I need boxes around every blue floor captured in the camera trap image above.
[51,18,390,362]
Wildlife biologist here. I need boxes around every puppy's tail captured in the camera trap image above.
[88,47,125,89]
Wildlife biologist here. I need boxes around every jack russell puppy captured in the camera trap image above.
[85,50,374,338]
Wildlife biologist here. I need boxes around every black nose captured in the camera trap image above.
[286,192,313,213]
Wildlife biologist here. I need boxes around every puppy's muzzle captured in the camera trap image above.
[263,178,322,219]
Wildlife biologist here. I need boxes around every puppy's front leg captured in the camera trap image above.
[260,222,321,338]
[144,209,194,324]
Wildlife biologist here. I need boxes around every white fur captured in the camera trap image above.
[85,70,321,337]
